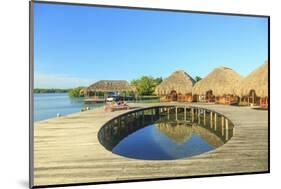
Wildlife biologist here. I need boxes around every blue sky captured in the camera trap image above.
[34,3,268,88]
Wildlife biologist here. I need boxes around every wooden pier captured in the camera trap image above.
[84,98,105,103]
[33,103,268,187]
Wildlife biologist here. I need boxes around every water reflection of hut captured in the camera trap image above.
[192,126,225,148]
[156,122,225,147]
[85,80,134,99]
[155,70,195,102]
[239,61,268,108]
[156,122,193,144]
[192,67,242,104]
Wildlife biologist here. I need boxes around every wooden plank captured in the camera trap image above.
[33,103,268,186]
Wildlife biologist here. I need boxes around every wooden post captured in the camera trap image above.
[191,108,194,123]
[155,108,160,120]
[135,112,139,127]
[221,116,225,136]
[203,110,206,126]
[167,108,170,120]
[184,107,187,121]
[125,115,129,132]
[175,107,178,121]
[198,109,201,125]
[159,108,162,121]
[214,113,217,131]
[210,112,213,128]
[151,109,154,122]
[142,111,144,125]
[119,117,122,127]
[225,119,229,140]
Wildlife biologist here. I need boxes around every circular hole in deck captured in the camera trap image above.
[98,106,234,160]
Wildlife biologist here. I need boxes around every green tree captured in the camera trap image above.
[68,87,85,97]
[131,76,162,96]
[195,76,202,82]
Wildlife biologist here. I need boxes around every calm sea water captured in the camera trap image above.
[34,93,102,122]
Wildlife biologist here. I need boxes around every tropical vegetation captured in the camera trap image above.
[68,87,85,97]
[34,88,69,93]
[131,76,162,96]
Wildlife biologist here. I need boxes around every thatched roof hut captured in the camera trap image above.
[87,80,134,92]
[155,70,195,95]
[192,67,242,96]
[239,61,268,97]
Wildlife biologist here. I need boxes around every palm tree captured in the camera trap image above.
[195,76,202,82]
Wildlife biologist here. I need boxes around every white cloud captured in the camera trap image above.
[34,73,95,89]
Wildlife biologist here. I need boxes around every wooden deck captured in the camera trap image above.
[84,98,105,103]
[33,103,268,187]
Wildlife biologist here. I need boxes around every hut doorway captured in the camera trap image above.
[248,90,259,105]
[206,90,215,103]
[170,90,177,101]
[192,94,199,102]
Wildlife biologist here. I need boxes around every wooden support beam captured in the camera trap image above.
[142,111,144,125]
[210,111,213,128]
[191,108,194,123]
[225,119,229,140]
[203,110,206,126]
[214,113,217,131]
[221,116,225,136]
[197,108,201,125]
[184,107,186,121]
[167,108,170,120]
[151,109,154,122]
[175,107,178,121]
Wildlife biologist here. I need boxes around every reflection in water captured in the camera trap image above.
[98,107,234,160]
[156,122,192,144]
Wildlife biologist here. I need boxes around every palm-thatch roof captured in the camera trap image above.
[192,67,242,96]
[87,80,134,92]
[155,70,195,95]
[239,61,268,97]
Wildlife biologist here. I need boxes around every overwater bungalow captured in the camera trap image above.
[155,70,195,102]
[239,61,268,109]
[192,67,242,104]
[85,80,135,102]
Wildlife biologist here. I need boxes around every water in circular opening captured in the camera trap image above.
[98,106,234,160]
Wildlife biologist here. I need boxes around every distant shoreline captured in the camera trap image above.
[33,88,70,93]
